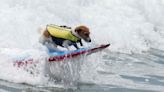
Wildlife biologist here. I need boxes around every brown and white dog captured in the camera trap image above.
[38,24,91,51]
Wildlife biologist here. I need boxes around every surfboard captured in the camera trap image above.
[48,44,110,62]
[14,44,110,66]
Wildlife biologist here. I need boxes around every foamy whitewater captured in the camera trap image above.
[0,0,164,91]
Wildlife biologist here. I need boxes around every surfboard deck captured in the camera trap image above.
[48,44,110,62]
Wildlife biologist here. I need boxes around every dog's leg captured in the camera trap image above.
[45,42,60,52]
[66,47,70,51]
[73,43,79,49]
[39,36,47,45]
[62,40,72,51]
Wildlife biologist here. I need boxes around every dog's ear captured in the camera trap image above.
[75,27,82,33]
[75,25,89,33]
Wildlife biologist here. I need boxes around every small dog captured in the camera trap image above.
[38,24,91,51]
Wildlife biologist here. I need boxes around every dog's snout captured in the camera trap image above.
[85,37,91,43]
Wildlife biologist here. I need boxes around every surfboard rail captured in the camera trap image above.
[49,44,110,62]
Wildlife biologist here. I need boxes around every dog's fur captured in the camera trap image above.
[38,25,91,50]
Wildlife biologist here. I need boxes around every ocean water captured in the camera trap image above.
[0,0,164,92]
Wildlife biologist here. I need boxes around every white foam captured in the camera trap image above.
[0,0,164,52]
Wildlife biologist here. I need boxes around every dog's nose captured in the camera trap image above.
[88,39,91,42]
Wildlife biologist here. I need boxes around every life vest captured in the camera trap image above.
[46,24,80,42]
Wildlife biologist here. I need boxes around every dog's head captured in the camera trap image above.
[75,25,91,42]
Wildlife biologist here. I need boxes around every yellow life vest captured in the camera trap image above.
[47,24,80,42]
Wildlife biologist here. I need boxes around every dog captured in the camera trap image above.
[38,24,91,51]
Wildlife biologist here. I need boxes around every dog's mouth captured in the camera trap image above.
[84,37,91,42]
